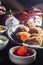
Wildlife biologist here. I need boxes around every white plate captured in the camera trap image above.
[22,43,43,49]
[7,25,43,49]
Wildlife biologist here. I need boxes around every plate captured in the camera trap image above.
[22,43,43,49]
[7,25,43,49]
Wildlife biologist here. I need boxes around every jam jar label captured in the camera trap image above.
[34,15,42,26]
[28,15,42,26]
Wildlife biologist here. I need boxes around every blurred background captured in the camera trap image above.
[1,0,43,12]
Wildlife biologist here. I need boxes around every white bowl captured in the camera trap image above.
[0,25,7,34]
[0,35,9,50]
[9,46,36,65]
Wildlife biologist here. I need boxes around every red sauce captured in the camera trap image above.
[13,46,34,56]
[14,12,29,24]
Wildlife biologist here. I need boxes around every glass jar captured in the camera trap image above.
[34,10,42,26]
[28,8,43,26]
[2,13,19,28]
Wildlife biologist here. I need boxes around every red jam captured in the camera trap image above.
[14,12,29,24]
[13,46,34,56]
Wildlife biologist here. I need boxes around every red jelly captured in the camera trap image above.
[14,12,29,24]
[13,46,34,56]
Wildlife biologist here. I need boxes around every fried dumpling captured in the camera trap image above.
[35,27,43,37]
[15,25,29,34]
[25,34,42,46]
[29,27,38,34]
[25,21,36,29]
[29,27,43,36]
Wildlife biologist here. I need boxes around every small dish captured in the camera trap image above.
[9,46,36,65]
[0,25,7,34]
[0,35,9,50]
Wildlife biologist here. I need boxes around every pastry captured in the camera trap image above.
[25,34,42,46]
[15,25,29,33]
[25,21,36,29]
[29,27,43,37]
[29,27,38,34]
[35,27,43,37]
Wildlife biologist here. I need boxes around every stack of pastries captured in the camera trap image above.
[11,21,43,46]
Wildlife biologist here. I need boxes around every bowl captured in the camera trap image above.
[9,46,36,65]
[0,25,7,34]
[0,35,9,50]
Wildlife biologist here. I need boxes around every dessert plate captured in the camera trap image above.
[7,25,43,49]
